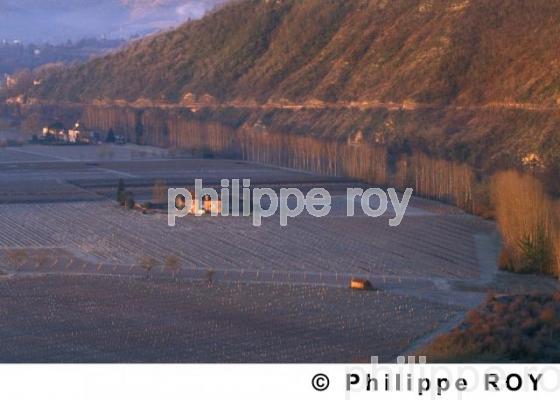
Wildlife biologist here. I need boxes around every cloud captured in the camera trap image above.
[122,0,224,18]
[176,2,215,18]
[0,0,227,43]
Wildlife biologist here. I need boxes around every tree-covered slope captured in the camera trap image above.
[31,0,560,107]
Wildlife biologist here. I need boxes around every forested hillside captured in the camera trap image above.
[31,0,560,106]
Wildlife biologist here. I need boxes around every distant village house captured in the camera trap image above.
[41,121,101,144]
[175,193,223,216]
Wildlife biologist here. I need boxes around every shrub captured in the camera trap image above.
[518,227,553,274]
[124,191,135,209]
[116,179,126,205]
[422,294,560,362]
[540,306,557,325]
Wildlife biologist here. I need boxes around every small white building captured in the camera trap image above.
[42,122,68,142]
[5,74,17,89]
[68,122,81,144]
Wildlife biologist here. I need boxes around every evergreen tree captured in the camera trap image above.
[116,179,126,204]
[135,120,143,145]
[106,128,116,143]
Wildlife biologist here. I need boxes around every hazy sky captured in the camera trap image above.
[0,0,226,43]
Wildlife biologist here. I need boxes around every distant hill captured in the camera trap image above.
[0,38,126,76]
[31,0,560,107]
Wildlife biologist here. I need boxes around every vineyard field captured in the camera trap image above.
[0,144,500,362]
[0,275,461,363]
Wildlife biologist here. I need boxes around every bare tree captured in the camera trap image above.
[493,171,558,275]
[139,256,158,279]
[206,269,215,287]
[152,179,167,205]
[164,255,181,278]
[5,249,28,271]
[34,252,50,268]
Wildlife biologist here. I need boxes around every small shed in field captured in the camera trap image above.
[349,278,374,291]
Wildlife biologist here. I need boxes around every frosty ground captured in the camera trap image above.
[0,144,504,362]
